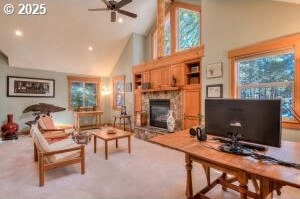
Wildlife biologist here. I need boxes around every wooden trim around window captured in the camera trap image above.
[228,33,300,129]
[67,76,101,110]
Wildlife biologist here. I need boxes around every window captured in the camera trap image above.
[67,76,101,109]
[151,3,201,59]
[229,33,300,129]
[237,51,295,118]
[178,8,200,51]
[164,15,171,56]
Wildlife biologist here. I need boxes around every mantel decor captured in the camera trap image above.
[7,76,55,97]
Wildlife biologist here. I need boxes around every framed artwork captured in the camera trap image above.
[206,84,223,98]
[112,75,125,109]
[206,62,223,79]
[7,76,55,98]
[125,82,132,92]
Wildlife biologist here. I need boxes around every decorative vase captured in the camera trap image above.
[167,110,175,133]
[1,114,19,140]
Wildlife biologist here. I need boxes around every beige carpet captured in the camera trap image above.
[0,136,299,199]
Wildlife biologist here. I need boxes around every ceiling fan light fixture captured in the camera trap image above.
[111,11,116,22]
[118,18,123,23]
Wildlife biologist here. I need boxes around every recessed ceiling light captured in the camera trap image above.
[88,46,93,51]
[118,18,123,23]
[15,30,23,37]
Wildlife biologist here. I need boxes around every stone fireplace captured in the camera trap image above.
[142,90,183,131]
[149,99,170,129]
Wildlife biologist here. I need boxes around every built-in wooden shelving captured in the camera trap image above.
[185,60,201,85]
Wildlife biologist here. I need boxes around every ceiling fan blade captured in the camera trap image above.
[118,9,137,18]
[116,0,132,9]
[101,0,111,8]
[88,8,109,11]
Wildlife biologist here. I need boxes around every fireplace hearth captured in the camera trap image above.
[150,99,170,129]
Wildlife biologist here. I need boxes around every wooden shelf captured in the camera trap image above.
[186,72,200,75]
[141,87,180,93]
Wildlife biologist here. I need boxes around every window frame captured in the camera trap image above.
[151,2,201,60]
[229,33,300,129]
[67,76,101,110]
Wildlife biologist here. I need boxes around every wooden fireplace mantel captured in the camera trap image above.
[132,46,203,130]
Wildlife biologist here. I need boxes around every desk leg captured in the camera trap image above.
[222,173,227,191]
[259,178,273,199]
[238,174,248,199]
[128,136,131,154]
[116,139,118,148]
[114,117,116,127]
[105,140,108,160]
[185,154,193,199]
[94,136,97,153]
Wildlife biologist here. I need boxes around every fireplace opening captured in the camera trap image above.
[150,99,170,129]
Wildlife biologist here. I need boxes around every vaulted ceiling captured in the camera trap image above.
[0,0,156,76]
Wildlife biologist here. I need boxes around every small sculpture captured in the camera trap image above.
[23,103,66,126]
[171,76,177,87]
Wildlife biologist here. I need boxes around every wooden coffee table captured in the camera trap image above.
[92,128,132,160]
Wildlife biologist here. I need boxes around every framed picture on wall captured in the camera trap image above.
[206,84,223,98]
[206,62,223,79]
[7,76,55,98]
[125,82,132,92]
[113,75,125,109]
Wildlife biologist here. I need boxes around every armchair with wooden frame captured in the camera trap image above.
[38,115,74,143]
[31,125,85,186]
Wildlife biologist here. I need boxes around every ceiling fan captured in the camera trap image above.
[88,0,138,22]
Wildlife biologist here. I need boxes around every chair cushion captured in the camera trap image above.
[38,116,56,130]
[49,139,80,162]
[31,125,81,163]
[30,125,56,163]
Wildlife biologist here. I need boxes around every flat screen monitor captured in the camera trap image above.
[205,99,282,147]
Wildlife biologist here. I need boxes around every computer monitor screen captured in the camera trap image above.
[205,99,282,147]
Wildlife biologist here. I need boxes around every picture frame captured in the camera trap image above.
[112,75,125,109]
[206,62,223,79]
[7,76,55,98]
[206,84,223,98]
[125,82,132,92]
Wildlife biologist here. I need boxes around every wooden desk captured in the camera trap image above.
[151,131,300,199]
[74,111,103,130]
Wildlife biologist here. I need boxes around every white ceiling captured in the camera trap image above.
[0,0,156,76]
[273,0,300,4]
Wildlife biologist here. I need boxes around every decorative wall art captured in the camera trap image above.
[112,75,125,109]
[7,76,55,97]
[206,84,223,98]
[125,82,132,92]
[206,62,223,79]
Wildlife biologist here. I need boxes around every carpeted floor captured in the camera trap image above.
[0,135,299,199]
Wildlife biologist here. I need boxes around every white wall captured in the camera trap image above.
[201,0,300,141]
[109,34,146,124]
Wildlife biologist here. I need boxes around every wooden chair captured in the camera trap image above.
[30,125,85,186]
[38,115,74,142]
